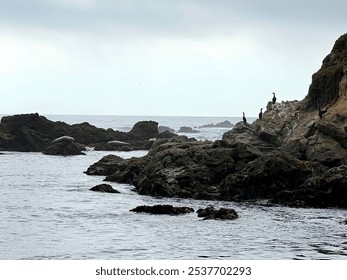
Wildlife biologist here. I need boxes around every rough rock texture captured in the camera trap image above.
[90,184,120,193]
[305,33,347,110]
[84,33,347,209]
[130,204,194,215]
[0,113,159,153]
[272,165,347,208]
[197,206,238,220]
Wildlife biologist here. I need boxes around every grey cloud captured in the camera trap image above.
[1,0,345,39]
[0,0,248,38]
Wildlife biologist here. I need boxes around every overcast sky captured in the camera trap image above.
[1,0,346,117]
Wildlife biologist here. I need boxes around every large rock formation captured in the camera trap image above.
[0,113,159,153]
[84,34,347,209]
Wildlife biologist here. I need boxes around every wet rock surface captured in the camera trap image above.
[90,184,120,193]
[197,206,238,220]
[130,204,194,215]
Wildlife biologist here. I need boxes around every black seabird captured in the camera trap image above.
[242,112,247,123]
[259,108,263,119]
[272,92,277,104]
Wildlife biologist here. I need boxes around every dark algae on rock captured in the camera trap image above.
[86,33,347,209]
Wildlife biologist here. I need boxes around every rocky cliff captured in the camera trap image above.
[305,33,347,110]
[86,33,347,209]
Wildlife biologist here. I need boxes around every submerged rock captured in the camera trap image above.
[130,204,194,215]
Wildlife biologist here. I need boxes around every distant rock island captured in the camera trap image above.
[86,33,347,209]
[177,126,200,133]
[197,120,234,128]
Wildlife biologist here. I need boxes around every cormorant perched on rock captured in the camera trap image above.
[318,107,328,118]
[272,92,277,104]
[258,108,263,119]
[242,112,247,123]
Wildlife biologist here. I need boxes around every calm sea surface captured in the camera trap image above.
[1,115,347,259]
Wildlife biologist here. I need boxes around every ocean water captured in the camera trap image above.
[1,115,347,260]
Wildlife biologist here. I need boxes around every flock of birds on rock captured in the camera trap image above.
[242,92,327,123]
[242,92,276,123]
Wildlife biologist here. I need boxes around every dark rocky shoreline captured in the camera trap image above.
[2,34,347,210]
[0,113,161,155]
[85,34,347,209]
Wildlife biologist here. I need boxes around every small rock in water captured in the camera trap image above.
[130,204,194,215]
[90,184,120,193]
[197,206,238,220]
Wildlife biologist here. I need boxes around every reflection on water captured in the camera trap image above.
[1,151,347,260]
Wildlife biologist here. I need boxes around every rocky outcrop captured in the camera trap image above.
[197,206,238,220]
[0,113,159,153]
[84,34,347,209]
[90,184,120,193]
[130,204,194,215]
[305,33,347,110]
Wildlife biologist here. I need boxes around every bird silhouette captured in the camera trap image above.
[272,92,277,104]
[259,108,263,119]
[242,112,247,123]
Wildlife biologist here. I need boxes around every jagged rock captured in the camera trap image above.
[105,156,150,184]
[222,122,276,160]
[131,141,236,199]
[197,206,238,220]
[130,204,194,215]
[305,132,347,166]
[220,152,323,201]
[128,121,158,140]
[90,184,120,193]
[85,155,126,176]
[305,33,347,110]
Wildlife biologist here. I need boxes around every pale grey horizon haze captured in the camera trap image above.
[1,0,346,117]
